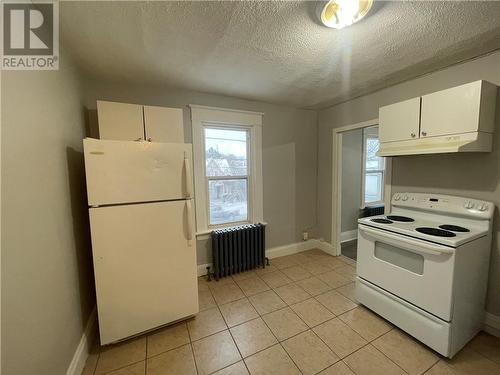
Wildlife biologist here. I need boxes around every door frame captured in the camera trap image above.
[331,118,393,256]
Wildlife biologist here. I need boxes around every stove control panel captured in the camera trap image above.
[392,193,494,219]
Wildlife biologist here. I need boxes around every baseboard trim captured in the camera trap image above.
[484,312,500,338]
[266,239,319,259]
[340,230,358,243]
[66,307,97,375]
[197,239,336,276]
[316,240,337,256]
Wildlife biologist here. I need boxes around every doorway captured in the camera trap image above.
[331,119,392,259]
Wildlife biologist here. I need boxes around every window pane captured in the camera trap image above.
[205,128,247,177]
[365,172,383,203]
[365,137,383,171]
[208,179,248,225]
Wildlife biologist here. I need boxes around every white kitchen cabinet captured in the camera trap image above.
[143,105,184,143]
[379,97,421,143]
[378,80,497,156]
[97,100,185,143]
[97,100,144,141]
[420,81,497,138]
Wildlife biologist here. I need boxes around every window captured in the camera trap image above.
[205,128,249,225]
[191,105,263,235]
[362,126,385,206]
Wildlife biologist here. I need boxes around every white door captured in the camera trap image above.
[97,100,145,141]
[90,200,198,345]
[379,98,421,143]
[84,138,193,206]
[357,225,455,321]
[144,105,185,143]
[420,81,491,138]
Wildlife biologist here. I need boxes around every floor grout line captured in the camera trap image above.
[185,315,200,375]
[214,298,248,374]
[364,343,411,374]
[98,251,484,375]
[263,258,413,375]
[257,304,304,374]
[96,359,147,375]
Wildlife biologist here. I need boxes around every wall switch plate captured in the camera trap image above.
[302,231,308,241]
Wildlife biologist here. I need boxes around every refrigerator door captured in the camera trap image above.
[84,138,193,206]
[89,200,198,345]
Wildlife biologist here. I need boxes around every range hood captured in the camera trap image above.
[377,132,493,157]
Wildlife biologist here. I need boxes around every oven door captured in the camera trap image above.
[357,224,455,321]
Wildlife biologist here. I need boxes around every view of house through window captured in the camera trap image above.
[363,126,385,205]
[204,127,249,225]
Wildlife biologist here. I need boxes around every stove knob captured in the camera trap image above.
[478,203,488,211]
[394,194,400,201]
[402,195,408,201]
[464,201,474,209]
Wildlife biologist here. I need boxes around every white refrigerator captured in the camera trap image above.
[83,138,198,345]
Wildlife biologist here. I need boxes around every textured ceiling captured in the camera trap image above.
[61,1,500,109]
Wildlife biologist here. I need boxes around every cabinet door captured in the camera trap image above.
[379,98,421,143]
[144,105,184,143]
[97,100,144,141]
[421,81,484,138]
[90,200,198,344]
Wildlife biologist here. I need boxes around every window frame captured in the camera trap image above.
[361,127,385,207]
[190,105,263,238]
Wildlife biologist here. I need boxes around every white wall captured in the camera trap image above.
[341,129,363,233]
[317,50,500,316]
[1,54,94,374]
[82,79,318,265]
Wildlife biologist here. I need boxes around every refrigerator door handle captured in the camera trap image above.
[184,152,193,199]
[186,199,194,246]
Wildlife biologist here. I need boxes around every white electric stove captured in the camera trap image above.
[356,192,493,358]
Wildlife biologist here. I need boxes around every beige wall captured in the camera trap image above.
[341,129,363,233]
[1,53,94,374]
[82,80,318,265]
[317,50,500,316]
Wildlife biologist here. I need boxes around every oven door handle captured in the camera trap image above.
[359,225,455,256]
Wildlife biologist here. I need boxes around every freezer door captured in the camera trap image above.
[89,200,198,345]
[84,138,193,206]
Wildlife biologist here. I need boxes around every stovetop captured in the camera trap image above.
[358,213,488,247]
[358,193,493,247]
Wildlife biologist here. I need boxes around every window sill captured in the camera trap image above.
[361,202,384,208]
[196,221,268,241]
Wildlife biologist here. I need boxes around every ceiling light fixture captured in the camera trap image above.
[317,0,373,29]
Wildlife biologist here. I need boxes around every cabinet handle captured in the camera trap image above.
[134,138,142,141]
[421,131,427,136]
[147,138,152,142]
[411,133,416,138]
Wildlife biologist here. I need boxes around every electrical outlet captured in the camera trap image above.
[302,231,309,241]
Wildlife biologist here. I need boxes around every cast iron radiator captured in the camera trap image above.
[210,223,267,281]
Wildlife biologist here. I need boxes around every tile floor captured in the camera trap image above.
[82,249,500,375]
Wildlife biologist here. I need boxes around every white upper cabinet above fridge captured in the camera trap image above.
[379,97,421,143]
[420,80,497,138]
[97,100,185,143]
[378,80,497,156]
[143,105,184,143]
[97,101,144,141]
